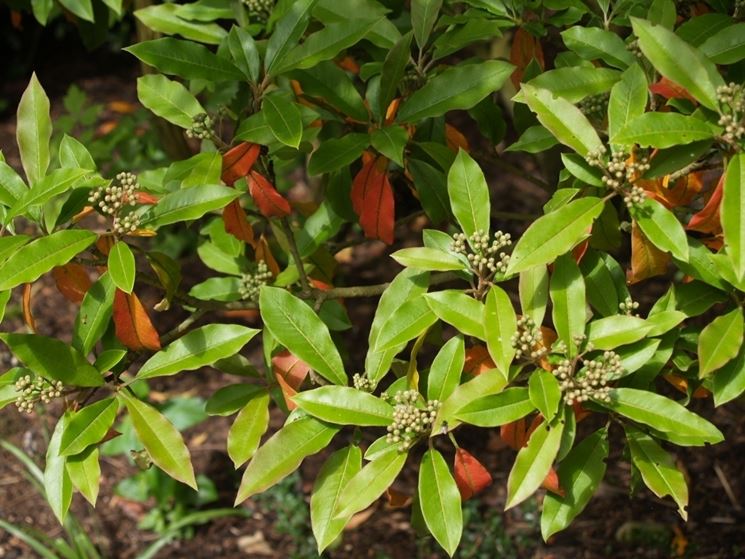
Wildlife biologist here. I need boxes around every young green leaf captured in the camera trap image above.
[44,414,73,524]
[561,26,636,69]
[698,307,743,377]
[483,285,517,373]
[425,290,485,339]
[608,64,648,144]
[136,74,205,129]
[529,370,562,421]
[550,254,586,354]
[227,390,270,468]
[308,134,369,176]
[427,336,464,402]
[722,154,745,282]
[59,397,118,456]
[411,0,442,48]
[614,113,718,148]
[134,4,227,45]
[435,370,507,432]
[264,0,318,76]
[374,295,437,351]
[630,197,689,262]
[142,185,240,228]
[699,23,745,64]
[391,247,467,272]
[712,346,745,407]
[66,447,100,507]
[586,315,651,349]
[519,264,549,326]
[447,149,491,240]
[293,386,394,426]
[108,241,136,294]
[455,387,534,427]
[524,67,620,103]
[262,93,304,149]
[227,26,261,83]
[419,448,462,556]
[73,272,116,355]
[16,73,51,186]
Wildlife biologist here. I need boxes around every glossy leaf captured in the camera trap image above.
[391,247,466,271]
[66,447,100,507]
[722,155,745,281]
[375,295,437,351]
[16,73,51,186]
[427,336,464,402]
[308,134,369,176]
[294,386,393,426]
[143,184,239,228]
[136,74,205,129]
[263,93,303,149]
[108,241,136,294]
[615,113,717,148]
[227,390,270,468]
[447,149,490,240]
[112,290,161,351]
[59,398,118,456]
[608,64,648,143]
[73,272,116,355]
[351,156,395,244]
[455,387,534,427]
[44,414,72,523]
[529,370,562,421]
[483,285,517,373]
[630,197,689,262]
[698,308,743,377]
[550,254,586,354]
[419,448,462,556]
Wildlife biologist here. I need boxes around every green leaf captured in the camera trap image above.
[0,161,28,207]
[227,390,270,468]
[260,286,346,385]
[507,198,605,274]
[519,83,603,157]
[625,425,688,519]
[615,112,718,148]
[698,307,743,377]
[608,64,648,144]
[108,241,136,294]
[561,26,636,69]
[73,272,116,355]
[0,333,103,387]
[17,73,51,185]
[5,167,90,223]
[447,149,491,240]
[294,386,393,426]
[125,38,242,82]
[524,67,620,103]
[586,315,650,349]
[427,336,464,402]
[142,184,239,228]
[236,416,339,503]
[227,26,260,83]
[265,0,318,75]
[631,17,723,110]
[435,370,507,432]
[118,391,197,489]
[137,324,259,380]
[134,4,226,44]
[263,93,303,149]
[550,254,586,354]
[206,384,264,416]
[308,134,369,176]
[333,448,407,519]
[541,428,609,539]
[59,135,95,171]
[505,125,558,154]
[59,0,93,21]
[397,60,514,123]
[425,290,484,339]
[289,63,369,123]
[529,370,562,421]
[59,398,118,456]
[370,126,408,166]
[455,387,534,427]
[411,0,442,48]
[483,285,517,374]
[712,345,745,406]
[419,448,462,556]
[506,419,564,509]
[137,74,205,129]
[312,445,362,553]
[66,447,100,506]
[631,197,689,261]
[391,247,466,272]
[519,264,549,325]
[44,414,73,523]
[374,295,437,351]
[378,32,414,117]
[607,388,723,446]
[699,23,745,64]
[722,154,745,282]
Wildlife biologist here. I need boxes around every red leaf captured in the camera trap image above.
[222,142,261,186]
[255,235,280,276]
[351,156,395,244]
[501,418,527,450]
[136,192,160,205]
[223,200,256,246]
[113,290,161,351]
[510,27,545,89]
[454,448,493,500]
[52,264,92,304]
[542,467,565,497]
[464,345,496,376]
[272,350,311,410]
[649,77,696,102]
[248,171,292,218]
[688,174,723,234]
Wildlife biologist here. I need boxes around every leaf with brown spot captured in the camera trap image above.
[688,174,723,235]
[52,264,92,304]
[351,156,395,245]
[223,200,256,246]
[247,171,292,218]
[510,27,544,88]
[454,448,492,500]
[112,290,161,351]
[628,222,670,284]
[222,142,261,186]
[22,284,36,333]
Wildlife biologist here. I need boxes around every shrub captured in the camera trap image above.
[1,0,744,555]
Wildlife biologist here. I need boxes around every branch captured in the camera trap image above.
[280,217,311,294]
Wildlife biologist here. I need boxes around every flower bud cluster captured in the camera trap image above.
[385,390,440,451]
[626,40,643,59]
[242,0,273,23]
[619,296,640,316]
[88,172,141,234]
[14,375,63,414]
[238,261,272,302]
[578,92,609,119]
[553,351,620,405]
[585,147,650,208]
[717,83,745,145]
[353,373,373,392]
[452,230,511,276]
[186,113,214,140]
[511,316,548,361]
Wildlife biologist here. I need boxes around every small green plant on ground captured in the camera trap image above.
[1,0,745,557]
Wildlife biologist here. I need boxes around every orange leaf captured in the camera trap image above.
[542,467,565,497]
[247,171,292,218]
[663,373,711,399]
[255,235,280,276]
[96,235,115,256]
[113,290,161,351]
[136,192,160,205]
[501,418,527,450]
[384,98,400,125]
[649,77,696,103]
[510,28,544,89]
[223,200,256,246]
[628,222,670,284]
[52,264,92,304]
[23,284,37,333]
[385,488,412,508]
[454,448,493,500]
[222,142,261,186]
[272,350,310,411]
[337,55,361,74]
[464,345,496,376]
[445,124,470,153]
[351,156,395,245]
[688,174,723,234]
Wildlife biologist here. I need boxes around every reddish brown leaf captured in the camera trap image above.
[255,235,280,276]
[649,77,696,102]
[572,402,592,422]
[136,192,160,205]
[454,448,493,500]
[52,264,92,304]
[247,171,292,218]
[385,488,412,508]
[222,142,261,186]
[337,55,361,74]
[688,174,723,234]
[572,239,589,263]
[223,200,256,246]
[464,345,496,376]
[542,467,565,497]
[22,284,37,333]
[113,290,161,351]
[445,124,470,153]
[351,156,395,245]
[275,372,299,410]
[628,222,670,284]
[272,350,311,411]
[501,418,527,450]
[510,27,545,88]
[663,373,711,399]
[638,171,702,209]
[384,98,400,125]
[96,235,115,256]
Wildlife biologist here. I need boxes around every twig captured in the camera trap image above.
[280,217,311,295]
[160,309,207,345]
[714,462,742,511]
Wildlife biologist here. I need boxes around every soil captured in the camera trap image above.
[1,14,745,559]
